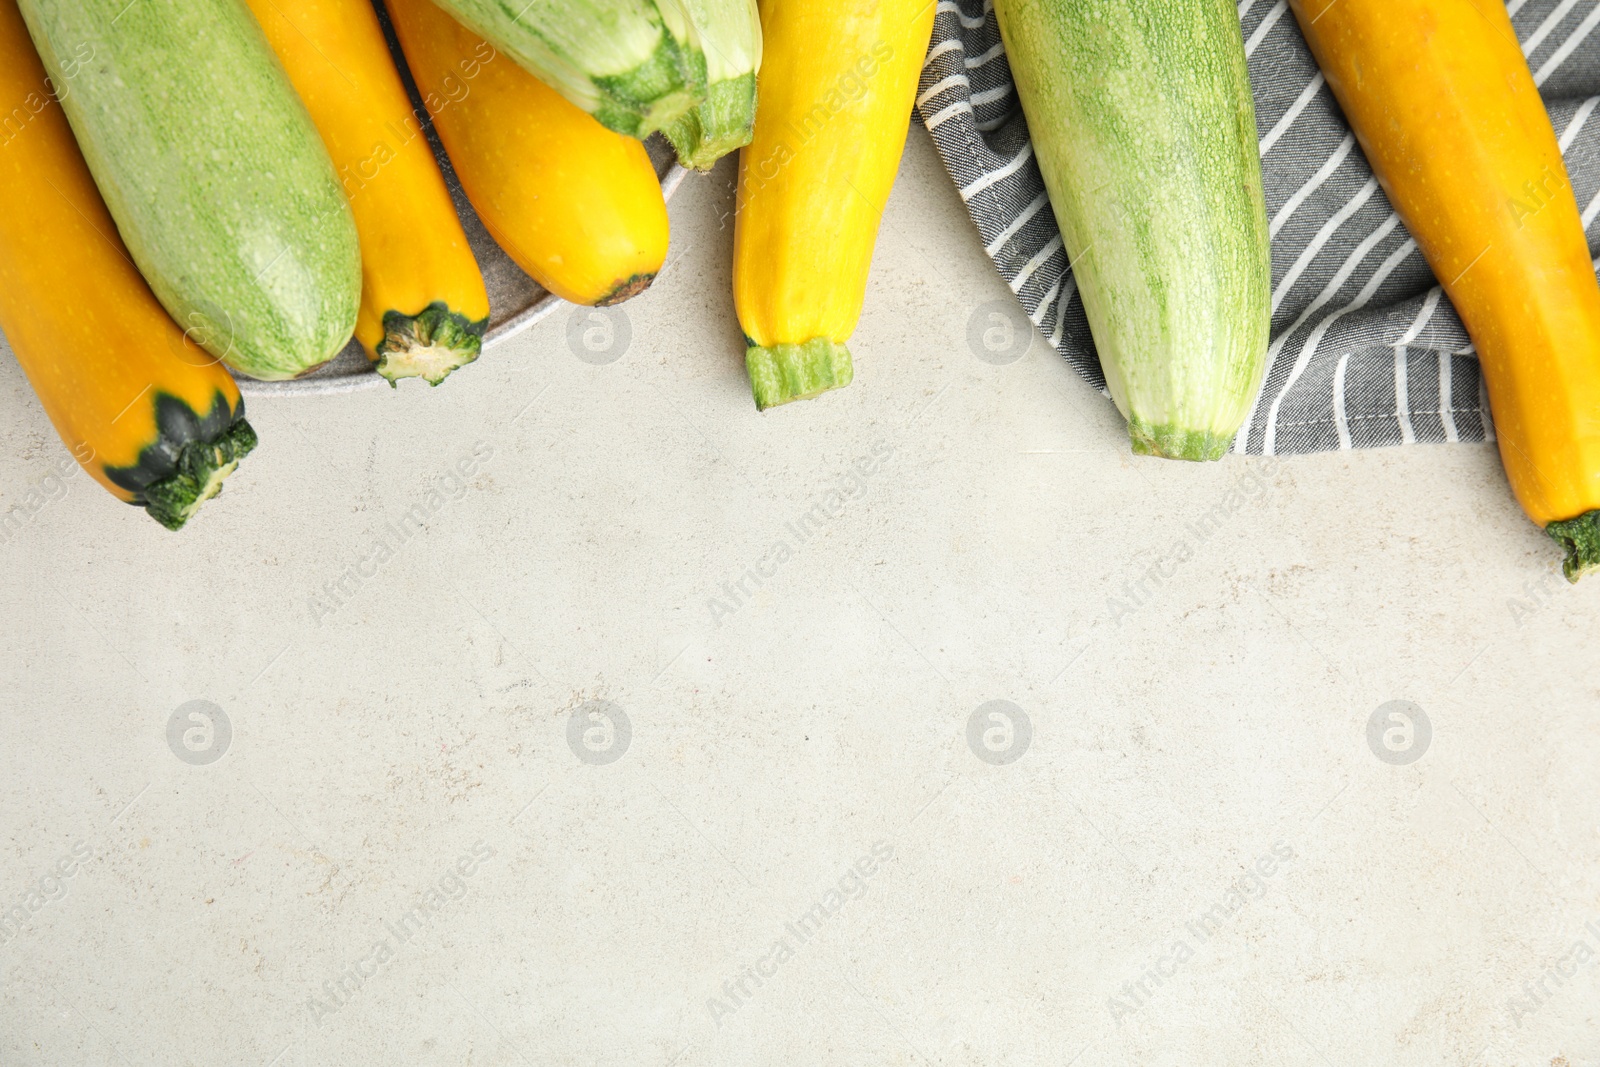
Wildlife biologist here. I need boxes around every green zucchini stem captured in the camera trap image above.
[141,418,258,531]
[1545,509,1600,582]
[664,72,757,170]
[590,30,707,139]
[745,337,853,410]
[374,302,488,387]
[1127,418,1234,462]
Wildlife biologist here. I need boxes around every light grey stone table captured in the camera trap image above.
[1,126,1596,1067]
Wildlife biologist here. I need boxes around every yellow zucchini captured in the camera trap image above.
[1290,0,1600,580]
[732,0,935,409]
[385,0,669,307]
[0,0,254,529]
[247,0,491,386]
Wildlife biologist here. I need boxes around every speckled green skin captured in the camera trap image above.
[993,0,1271,461]
[434,0,706,139]
[18,0,360,381]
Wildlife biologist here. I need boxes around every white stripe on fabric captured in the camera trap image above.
[961,143,1034,199]
[1271,178,1382,313]
[1394,348,1416,445]
[924,39,964,66]
[1479,375,1496,443]
[1048,275,1079,347]
[1238,0,1258,17]
[1260,74,1325,156]
[1523,0,1583,59]
[1332,351,1354,450]
[1009,234,1064,294]
[1260,221,1408,453]
[917,73,970,108]
[923,98,973,130]
[1506,0,1532,16]
[937,0,988,29]
[1241,222,1401,455]
[1244,0,1287,56]
[1270,133,1357,238]
[971,82,1015,107]
[1559,96,1600,151]
[965,41,1006,67]
[1439,354,1459,443]
[1536,4,1600,85]
[985,191,1050,256]
[1029,278,1061,327]
[1395,287,1444,346]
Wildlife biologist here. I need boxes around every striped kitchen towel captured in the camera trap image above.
[918,0,1600,454]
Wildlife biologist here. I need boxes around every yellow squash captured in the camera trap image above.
[0,0,254,530]
[1291,0,1600,579]
[246,0,490,386]
[385,0,669,307]
[732,0,935,409]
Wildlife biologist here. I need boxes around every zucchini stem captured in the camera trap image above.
[1545,510,1600,582]
[663,72,757,170]
[140,418,258,531]
[591,32,706,139]
[375,302,487,386]
[745,337,853,410]
[1127,418,1234,462]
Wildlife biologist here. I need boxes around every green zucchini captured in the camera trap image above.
[17,0,361,381]
[992,0,1271,461]
[662,0,760,168]
[428,0,707,139]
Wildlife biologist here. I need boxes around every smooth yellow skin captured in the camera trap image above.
[732,0,936,348]
[0,0,242,501]
[386,0,669,307]
[1292,0,1600,527]
[245,0,489,359]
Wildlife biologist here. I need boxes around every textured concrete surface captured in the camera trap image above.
[1,125,1597,1067]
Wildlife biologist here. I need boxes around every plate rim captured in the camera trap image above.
[236,162,689,400]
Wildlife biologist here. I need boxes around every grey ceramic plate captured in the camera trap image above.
[235,10,686,398]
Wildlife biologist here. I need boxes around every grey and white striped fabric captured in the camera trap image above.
[918,0,1600,454]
